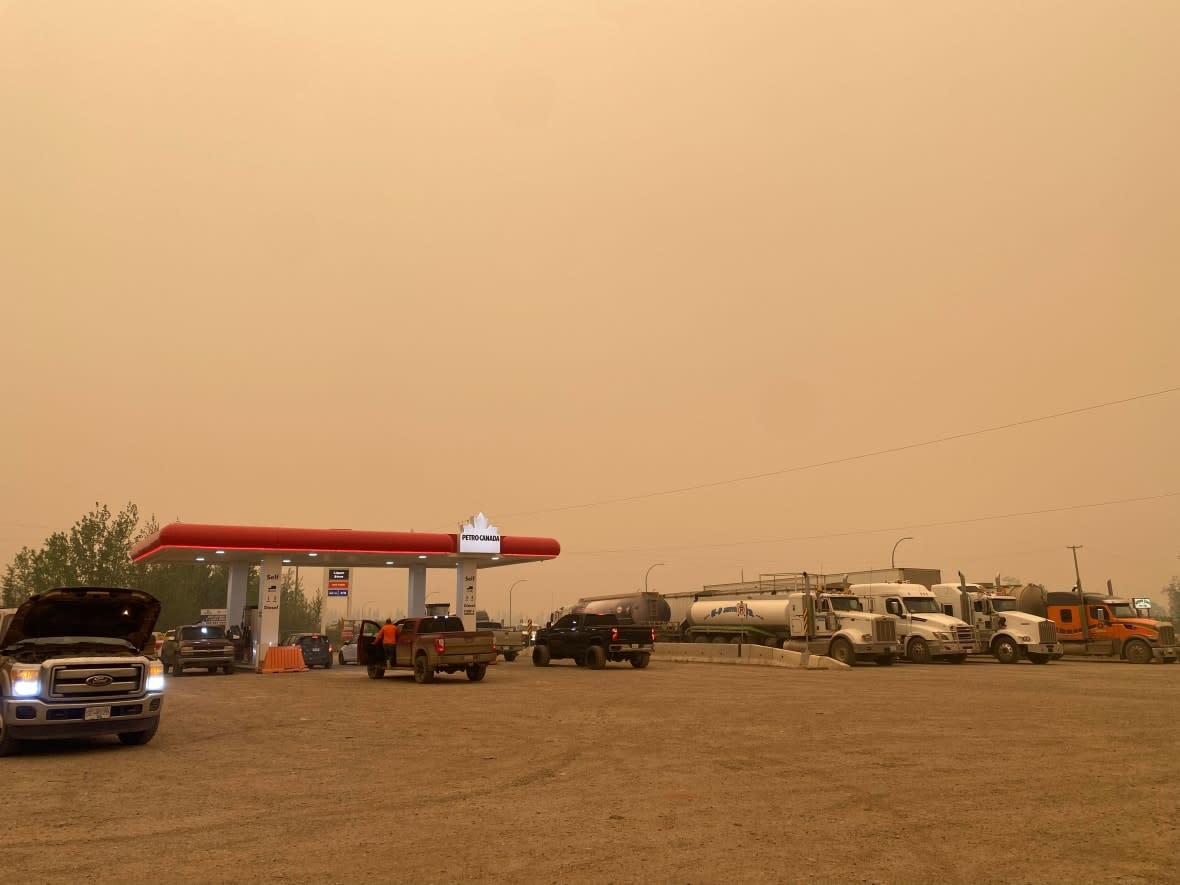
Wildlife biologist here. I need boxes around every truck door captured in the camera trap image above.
[1088,606,1113,643]
[356,620,381,666]
[884,598,908,635]
[396,619,413,666]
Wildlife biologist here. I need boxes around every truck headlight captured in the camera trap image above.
[861,634,873,642]
[13,667,40,697]
[1018,636,1031,643]
[934,632,951,641]
[146,660,165,692]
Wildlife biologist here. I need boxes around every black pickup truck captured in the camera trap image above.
[531,613,654,669]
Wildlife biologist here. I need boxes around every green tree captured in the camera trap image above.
[278,570,323,638]
[1165,576,1180,623]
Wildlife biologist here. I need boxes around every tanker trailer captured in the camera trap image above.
[574,592,672,627]
[680,598,793,646]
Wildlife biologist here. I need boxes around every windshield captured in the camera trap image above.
[902,597,942,614]
[827,597,863,612]
[180,625,225,641]
[1109,603,1137,618]
[991,598,1018,612]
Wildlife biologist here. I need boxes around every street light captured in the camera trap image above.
[644,562,665,594]
[508,579,527,627]
[891,537,913,569]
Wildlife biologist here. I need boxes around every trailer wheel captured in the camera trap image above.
[875,655,895,667]
[710,636,727,644]
[532,644,551,667]
[828,638,854,666]
[586,645,607,670]
[693,635,709,644]
[992,636,1020,664]
[630,652,651,669]
[413,653,435,683]
[907,638,933,664]
[1027,653,1052,665]
[1124,640,1152,665]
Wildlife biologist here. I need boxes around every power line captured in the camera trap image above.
[561,491,1180,556]
[494,384,1180,520]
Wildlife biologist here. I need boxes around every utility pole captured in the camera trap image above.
[1068,545,1089,651]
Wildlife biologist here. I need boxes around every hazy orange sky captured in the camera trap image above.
[2,1,1177,623]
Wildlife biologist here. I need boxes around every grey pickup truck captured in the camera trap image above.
[357,616,498,684]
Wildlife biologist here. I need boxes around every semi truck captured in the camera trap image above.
[852,583,975,663]
[1015,586,1177,664]
[931,576,1062,664]
[679,593,901,666]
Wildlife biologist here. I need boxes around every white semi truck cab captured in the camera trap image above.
[785,592,902,667]
[851,583,975,664]
[931,581,1062,665]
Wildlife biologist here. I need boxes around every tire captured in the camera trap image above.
[992,636,1021,664]
[413,654,435,684]
[1124,640,1152,665]
[586,645,607,670]
[338,652,345,665]
[367,665,385,680]
[117,720,159,746]
[466,663,488,682]
[875,655,895,667]
[0,721,21,757]
[574,655,586,667]
[692,635,708,644]
[907,638,933,664]
[223,664,234,675]
[1027,653,1052,665]
[532,645,551,667]
[325,659,332,669]
[710,636,727,644]
[172,661,184,677]
[1162,658,1177,665]
[828,638,854,666]
[630,652,651,669]
[504,652,518,662]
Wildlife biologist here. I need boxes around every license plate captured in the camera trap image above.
[464,655,474,662]
[85,706,111,721]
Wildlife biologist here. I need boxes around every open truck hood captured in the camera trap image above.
[0,587,161,652]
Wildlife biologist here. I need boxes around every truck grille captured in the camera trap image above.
[50,663,144,699]
[873,619,896,642]
[1039,621,1058,644]
[1159,625,1176,646]
[954,626,974,645]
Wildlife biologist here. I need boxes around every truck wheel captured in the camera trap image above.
[0,721,21,757]
[586,645,607,670]
[117,720,159,746]
[907,638,933,664]
[875,655,895,667]
[574,654,586,667]
[692,635,708,644]
[992,636,1020,664]
[1124,640,1152,665]
[1027,653,1052,665]
[710,636,727,644]
[828,638,854,666]
[413,654,435,684]
[367,665,385,679]
[630,652,651,669]
[532,645,551,667]
[466,663,488,681]
[504,652,518,662]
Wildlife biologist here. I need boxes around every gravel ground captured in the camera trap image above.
[4,654,1178,885]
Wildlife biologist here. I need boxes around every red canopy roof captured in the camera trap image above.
[131,522,560,569]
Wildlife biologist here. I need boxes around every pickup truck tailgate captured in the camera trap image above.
[434,631,496,660]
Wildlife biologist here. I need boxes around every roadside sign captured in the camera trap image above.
[1132,598,1152,610]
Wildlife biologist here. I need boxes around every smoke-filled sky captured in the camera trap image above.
[2,1,1177,622]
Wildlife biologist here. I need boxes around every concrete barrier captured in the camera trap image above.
[652,642,849,671]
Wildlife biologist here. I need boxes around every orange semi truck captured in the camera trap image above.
[1016,587,1177,664]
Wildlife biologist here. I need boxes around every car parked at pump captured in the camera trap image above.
[337,639,358,665]
[284,633,333,669]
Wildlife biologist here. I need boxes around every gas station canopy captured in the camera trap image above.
[131,522,561,569]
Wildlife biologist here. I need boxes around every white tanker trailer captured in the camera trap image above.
[680,594,900,666]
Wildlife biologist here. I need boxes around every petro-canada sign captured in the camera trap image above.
[459,513,501,555]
